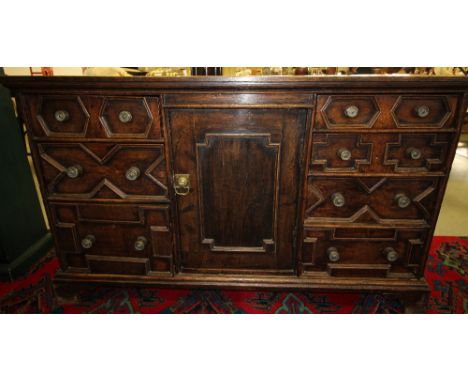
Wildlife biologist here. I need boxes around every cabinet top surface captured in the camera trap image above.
[1,75,468,92]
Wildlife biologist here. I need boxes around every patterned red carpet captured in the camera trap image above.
[0,236,466,313]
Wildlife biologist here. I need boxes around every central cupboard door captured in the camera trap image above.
[168,108,308,273]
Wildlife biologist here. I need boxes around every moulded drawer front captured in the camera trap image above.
[310,132,451,174]
[50,203,174,275]
[301,227,427,277]
[305,176,440,225]
[24,95,163,140]
[37,142,169,202]
[314,94,458,130]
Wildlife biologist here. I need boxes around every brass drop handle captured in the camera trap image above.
[118,110,133,123]
[66,164,83,179]
[134,236,147,251]
[332,192,345,208]
[174,174,190,196]
[54,110,70,122]
[327,247,340,262]
[415,105,430,118]
[125,166,140,181]
[337,148,352,161]
[344,105,359,118]
[81,234,95,249]
[395,193,411,208]
[407,147,422,160]
[383,247,399,262]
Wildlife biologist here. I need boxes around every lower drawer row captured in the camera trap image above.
[50,203,429,279]
[50,203,174,275]
[301,226,428,278]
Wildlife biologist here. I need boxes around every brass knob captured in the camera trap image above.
[337,148,352,161]
[66,165,83,179]
[344,105,359,118]
[134,236,147,251]
[395,193,411,208]
[54,110,69,122]
[327,247,340,262]
[407,147,422,160]
[81,234,95,249]
[383,247,399,262]
[415,105,430,118]
[332,192,345,208]
[118,110,133,123]
[125,166,140,181]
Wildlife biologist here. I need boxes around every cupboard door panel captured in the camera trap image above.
[169,108,308,273]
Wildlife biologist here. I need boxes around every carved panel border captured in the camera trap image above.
[196,133,280,253]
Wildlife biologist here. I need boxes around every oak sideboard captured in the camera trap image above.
[2,75,467,311]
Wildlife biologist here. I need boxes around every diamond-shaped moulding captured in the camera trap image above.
[37,96,90,137]
[99,97,153,138]
[321,96,380,129]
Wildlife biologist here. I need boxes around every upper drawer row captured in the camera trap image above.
[22,94,461,139]
[22,95,163,140]
[314,95,460,130]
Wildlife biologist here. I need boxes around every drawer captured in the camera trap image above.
[314,94,459,130]
[301,227,427,277]
[310,132,452,174]
[23,95,163,140]
[37,142,169,202]
[305,176,440,225]
[50,203,174,275]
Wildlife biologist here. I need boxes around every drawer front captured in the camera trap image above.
[302,227,427,277]
[37,143,169,202]
[310,132,452,174]
[314,94,459,130]
[24,95,163,140]
[50,203,174,275]
[305,176,439,225]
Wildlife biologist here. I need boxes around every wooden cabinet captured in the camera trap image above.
[2,75,467,310]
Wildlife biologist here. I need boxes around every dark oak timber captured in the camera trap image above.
[2,75,468,312]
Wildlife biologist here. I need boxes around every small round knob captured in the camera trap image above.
[118,110,133,123]
[125,166,140,181]
[134,236,147,251]
[327,247,340,262]
[407,147,422,160]
[54,110,69,122]
[332,192,345,208]
[81,234,95,249]
[415,105,430,118]
[344,105,359,118]
[337,148,352,161]
[66,165,83,179]
[383,247,399,262]
[395,193,411,209]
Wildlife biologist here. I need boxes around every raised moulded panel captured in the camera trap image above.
[301,227,426,277]
[384,133,450,173]
[50,203,174,274]
[311,133,373,172]
[320,95,381,129]
[391,96,452,128]
[99,97,154,138]
[36,95,90,137]
[197,133,279,253]
[38,143,168,202]
[304,176,439,225]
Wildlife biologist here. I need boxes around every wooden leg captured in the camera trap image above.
[53,282,96,305]
[402,292,429,314]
